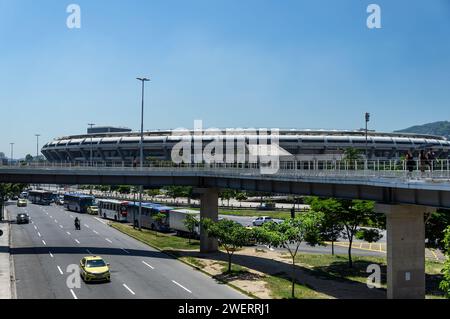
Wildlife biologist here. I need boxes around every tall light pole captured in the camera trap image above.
[10,143,14,166]
[35,134,41,161]
[88,123,95,165]
[365,113,370,159]
[136,77,150,231]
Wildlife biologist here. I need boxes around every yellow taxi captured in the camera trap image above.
[17,199,28,207]
[87,206,99,215]
[79,256,111,282]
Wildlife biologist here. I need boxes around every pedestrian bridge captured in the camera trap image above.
[2,160,449,299]
[1,160,450,208]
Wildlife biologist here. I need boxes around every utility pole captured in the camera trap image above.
[88,123,95,166]
[136,77,150,231]
[10,143,14,166]
[35,134,41,161]
[365,113,370,159]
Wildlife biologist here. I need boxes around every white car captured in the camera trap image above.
[252,216,274,226]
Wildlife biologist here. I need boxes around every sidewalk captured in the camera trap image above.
[0,207,12,299]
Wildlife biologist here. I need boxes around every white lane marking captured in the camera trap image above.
[57,266,64,275]
[74,239,80,244]
[66,231,71,236]
[94,217,107,225]
[49,252,54,258]
[70,215,73,218]
[172,280,192,293]
[122,284,136,295]
[59,225,63,229]
[70,289,78,300]
[84,224,90,228]
[54,220,58,223]
[37,232,41,237]
[46,212,48,215]
[105,238,113,243]
[93,230,99,235]
[42,240,47,246]
[121,248,130,254]
[50,216,53,218]
[142,261,154,269]
[86,249,92,254]
[33,225,37,230]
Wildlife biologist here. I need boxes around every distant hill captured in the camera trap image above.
[395,121,450,138]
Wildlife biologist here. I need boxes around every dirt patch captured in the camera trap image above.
[184,256,271,299]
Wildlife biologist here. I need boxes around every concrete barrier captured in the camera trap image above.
[0,207,11,299]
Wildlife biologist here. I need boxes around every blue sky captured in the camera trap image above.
[1,0,449,158]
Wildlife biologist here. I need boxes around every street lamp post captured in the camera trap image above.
[136,77,150,231]
[35,134,41,162]
[10,143,14,166]
[88,123,95,166]
[365,113,370,160]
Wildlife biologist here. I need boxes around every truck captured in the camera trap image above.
[169,209,200,238]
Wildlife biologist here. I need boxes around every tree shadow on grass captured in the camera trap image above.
[170,250,387,299]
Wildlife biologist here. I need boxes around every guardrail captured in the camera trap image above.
[1,159,450,181]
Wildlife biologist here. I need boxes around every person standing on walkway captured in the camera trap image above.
[419,150,427,176]
[426,150,435,173]
[406,150,414,178]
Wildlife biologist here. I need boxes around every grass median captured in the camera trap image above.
[110,222,199,251]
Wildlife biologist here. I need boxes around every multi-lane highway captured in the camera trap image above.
[8,202,246,299]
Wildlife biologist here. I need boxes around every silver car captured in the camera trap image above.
[252,216,273,226]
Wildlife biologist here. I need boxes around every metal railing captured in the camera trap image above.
[1,159,450,181]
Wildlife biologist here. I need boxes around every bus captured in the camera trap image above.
[98,199,129,222]
[127,202,173,231]
[28,190,53,205]
[64,193,95,213]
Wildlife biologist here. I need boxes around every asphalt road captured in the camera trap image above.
[9,203,246,299]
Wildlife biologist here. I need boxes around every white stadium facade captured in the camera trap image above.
[41,126,450,163]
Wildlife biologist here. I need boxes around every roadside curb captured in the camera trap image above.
[109,223,257,299]
[0,206,12,299]
[8,207,17,299]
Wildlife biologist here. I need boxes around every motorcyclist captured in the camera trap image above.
[74,217,80,230]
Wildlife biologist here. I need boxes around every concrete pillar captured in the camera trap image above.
[376,204,435,299]
[198,188,219,253]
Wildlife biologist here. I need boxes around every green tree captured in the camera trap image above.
[254,212,323,298]
[146,188,161,197]
[305,197,344,255]
[0,184,28,220]
[425,210,450,250]
[306,197,377,268]
[439,226,450,298]
[152,212,166,237]
[339,200,376,268]
[165,186,192,202]
[235,192,248,206]
[343,147,362,169]
[25,154,34,162]
[219,189,236,206]
[343,147,362,161]
[202,219,252,273]
[355,228,383,243]
[184,214,199,244]
[117,185,131,194]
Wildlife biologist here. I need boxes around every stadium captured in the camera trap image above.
[41,126,450,163]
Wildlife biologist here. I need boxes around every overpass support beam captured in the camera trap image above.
[197,188,219,253]
[376,204,435,299]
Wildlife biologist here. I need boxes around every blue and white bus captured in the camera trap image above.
[28,190,53,205]
[98,199,129,222]
[64,193,95,213]
[127,202,173,231]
